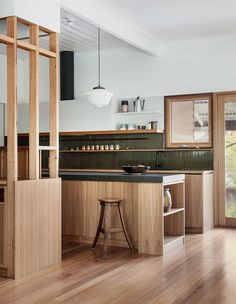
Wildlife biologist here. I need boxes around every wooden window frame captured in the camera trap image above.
[165,93,213,148]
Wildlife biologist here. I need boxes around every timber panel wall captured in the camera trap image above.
[14,178,61,279]
[62,180,164,255]
[62,180,138,248]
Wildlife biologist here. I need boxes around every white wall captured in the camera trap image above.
[0,0,60,33]
[77,32,236,98]
[6,32,236,132]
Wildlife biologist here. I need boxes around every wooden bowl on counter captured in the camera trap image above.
[122,165,150,174]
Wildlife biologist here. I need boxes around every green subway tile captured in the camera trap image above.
[18,133,213,171]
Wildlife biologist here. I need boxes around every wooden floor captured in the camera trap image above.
[0,229,236,304]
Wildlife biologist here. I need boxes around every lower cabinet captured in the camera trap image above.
[185,172,213,234]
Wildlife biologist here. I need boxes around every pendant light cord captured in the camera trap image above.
[93,27,104,90]
[98,27,101,87]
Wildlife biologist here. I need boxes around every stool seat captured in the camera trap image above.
[99,198,121,204]
[92,198,134,257]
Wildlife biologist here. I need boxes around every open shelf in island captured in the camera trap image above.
[163,181,185,251]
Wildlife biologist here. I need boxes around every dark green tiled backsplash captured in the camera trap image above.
[157,151,213,170]
[59,151,158,170]
[18,133,213,171]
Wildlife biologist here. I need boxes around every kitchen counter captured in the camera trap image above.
[60,171,185,184]
[61,170,185,256]
[59,168,213,175]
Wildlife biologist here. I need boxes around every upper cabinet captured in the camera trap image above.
[165,93,212,148]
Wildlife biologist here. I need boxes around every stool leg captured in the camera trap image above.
[92,204,105,249]
[103,204,111,258]
[118,204,134,253]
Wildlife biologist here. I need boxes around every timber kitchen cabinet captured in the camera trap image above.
[185,172,213,233]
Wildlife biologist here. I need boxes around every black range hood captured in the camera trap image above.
[60,51,74,100]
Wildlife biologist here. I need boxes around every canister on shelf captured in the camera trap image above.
[149,121,158,130]
[120,100,129,113]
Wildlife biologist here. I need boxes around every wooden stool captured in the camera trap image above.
[92,198,134,257]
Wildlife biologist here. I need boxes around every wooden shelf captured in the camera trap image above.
[163,208,184,217]
[115,111,163,115]
[59,148,212,153]
[164,235,185,247]
[18,129,164,136]
[60,149,162,153]
[39,146,57,151]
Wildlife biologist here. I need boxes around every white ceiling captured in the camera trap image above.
[95,0,236,42]
[60,8,133,52]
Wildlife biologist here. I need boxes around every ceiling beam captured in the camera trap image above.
[61,0,164,56]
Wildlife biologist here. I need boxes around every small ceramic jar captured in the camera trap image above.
[90,145,95,150]
[115,144,120,150]
[109,145,114,150]
[105,145,109,151]
[86,145,90,150]
[95,145,100,150]
[100,145,104,150]
[81,146,86,151]
[164,188,172,212]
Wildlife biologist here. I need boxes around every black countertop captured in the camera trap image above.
[59,171,185,184]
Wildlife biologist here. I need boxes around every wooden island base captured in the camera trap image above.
[62,179,185,255]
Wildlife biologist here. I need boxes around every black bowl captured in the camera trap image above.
[122,165,150,174]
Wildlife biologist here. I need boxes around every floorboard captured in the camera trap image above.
[0,229,236,304]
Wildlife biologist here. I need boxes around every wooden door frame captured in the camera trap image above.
[213,91,236,227]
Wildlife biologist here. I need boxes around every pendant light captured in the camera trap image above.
[86,28,113,107]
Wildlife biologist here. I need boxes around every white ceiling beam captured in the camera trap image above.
[61,0,164,56]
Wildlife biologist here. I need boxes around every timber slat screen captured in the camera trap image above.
[0,16,60,279]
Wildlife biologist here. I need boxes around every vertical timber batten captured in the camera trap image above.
[6,16,17,278]
[29,24,39,180]
[49,33,59,178]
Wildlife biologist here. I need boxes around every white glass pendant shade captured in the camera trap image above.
[86,87,113,107]
[86,28,113,107]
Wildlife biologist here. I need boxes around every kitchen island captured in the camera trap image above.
[62,171,185,255]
